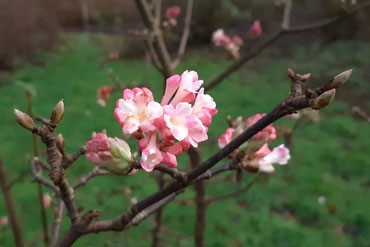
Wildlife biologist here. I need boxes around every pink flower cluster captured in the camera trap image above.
[114,71,217,172]
[212,29,243,60]
[211,20,262,59]
[218,113,289,173]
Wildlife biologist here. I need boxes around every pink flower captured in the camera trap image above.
[115,87,163,134]
[0,216,8,226]
[163,102,193,141]
[254,143,271,158]
[192,88,218,127]
[259,144,290,173]
[97,86,113,107]
[212,29,231,46]
[161,70,203,106]
[140,134,163,172]
[85,132,133,174]
[184,116,208,147]
[248,20,262,38]
[42,193,52,208]
[218,128,234,148]
[166,6,181,19]
[245,114,276,141]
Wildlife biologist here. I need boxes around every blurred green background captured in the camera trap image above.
[0,0,369,246]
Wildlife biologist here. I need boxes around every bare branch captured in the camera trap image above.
[50,200,65,246]
[72,166,110,190]
[281,0,293,30]
[31,158,60,194]
[172,0,194,68]
[0,158,24,247]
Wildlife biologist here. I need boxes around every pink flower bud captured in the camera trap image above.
[212,29,232,47]
[97,85,113,107]
[14,109,35,131]
[218,128,234,148]
[0,216,8,225]
[42,193,52,208]
[166,6,181,19]
[50,100,64,124]
[85,132,133,175]
[247,20,262,38]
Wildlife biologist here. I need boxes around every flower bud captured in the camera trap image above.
[42,193,52,208]
[14,109,35,131]
[0,216,8,225]
[85,132,133,175]
[50,100,64,124]
[56,133,65,154]
[310,89,336,110]
[326,69,352,90]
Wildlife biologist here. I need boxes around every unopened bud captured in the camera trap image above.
[14,109,35,131]
[310,89,336,110]
[50,100,64,124]
[326,69,352,90]
[287,68,295,79]
[56,133,65,154]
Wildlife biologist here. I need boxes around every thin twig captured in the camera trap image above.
[151,173,165,247]
[72,167,110,190]
[50,200,65,246]
[188,147,206,247]
[26,91,50,246]
[281,0,293,30]
[0,158,24,247]
[172,0,194,69]
[206,174,261,203]
[31,158,60,195]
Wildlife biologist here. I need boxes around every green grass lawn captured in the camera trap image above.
[0,33,369,247]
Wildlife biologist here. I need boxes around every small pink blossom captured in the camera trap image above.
[97,86,113,107]
[85,132,133,174]
[212,30,243,60]
[184,116,208,147]
[212,29,231,47]
[163,102,193,141]
[192,88,218,127]
[0,216,8,225]
[254,143,271,158]
[259,144,290,173]
[140,134,163,172]
[166,6,181,19]
[161,70,203,106]
[42,193,52,208]
[248,20,262,38]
